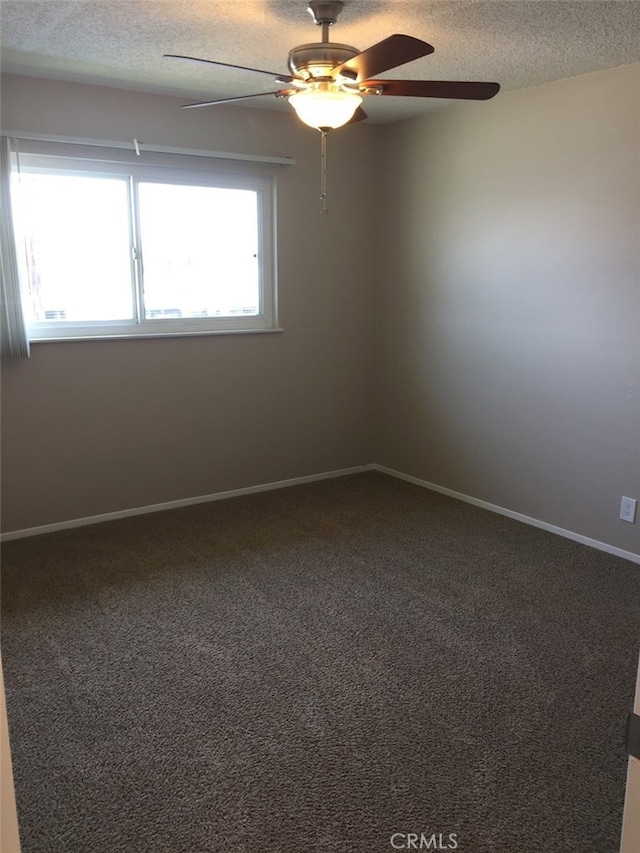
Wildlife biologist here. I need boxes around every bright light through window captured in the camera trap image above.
[137,182,260,319]
[13,173,133,323]
[10,158,276,340]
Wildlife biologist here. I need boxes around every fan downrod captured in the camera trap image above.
[308,1,344,42]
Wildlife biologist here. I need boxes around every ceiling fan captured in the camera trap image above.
[165,0,500,132]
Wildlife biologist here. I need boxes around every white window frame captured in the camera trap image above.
[11,150,279,341]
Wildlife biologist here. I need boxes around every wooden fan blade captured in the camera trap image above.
[362,79,500,100]
[346,106,369,125]
[182,91,287,109]
[334,35,434,82]
[165,54,296,83]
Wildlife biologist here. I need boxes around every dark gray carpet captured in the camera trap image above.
[2,471,639,853]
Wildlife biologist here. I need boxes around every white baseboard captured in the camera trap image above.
[0,466,368,542]
[369,464,640,566]
[3,463,638,565]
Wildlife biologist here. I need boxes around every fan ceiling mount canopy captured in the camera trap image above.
[165,0,500,131]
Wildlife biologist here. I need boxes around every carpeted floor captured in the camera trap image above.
[2,471,639,853]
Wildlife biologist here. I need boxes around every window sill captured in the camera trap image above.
[29,327,285,343]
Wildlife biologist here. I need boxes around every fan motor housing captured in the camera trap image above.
[288,43,359,79]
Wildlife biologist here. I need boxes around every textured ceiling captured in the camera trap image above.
[2,0,640,123]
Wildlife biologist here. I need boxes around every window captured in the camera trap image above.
[10,146,278,339]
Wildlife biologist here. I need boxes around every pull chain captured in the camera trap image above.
[320,130,329,215]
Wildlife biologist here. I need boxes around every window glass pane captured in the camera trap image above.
[137,183,260,319]
[12,173,134,322]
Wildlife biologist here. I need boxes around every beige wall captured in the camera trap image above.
[0,75,377,532]
[1,66,639,557]
[375,63,640,555]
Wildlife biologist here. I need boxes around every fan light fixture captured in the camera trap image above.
[289,83,362,130]
[168,0,500,211]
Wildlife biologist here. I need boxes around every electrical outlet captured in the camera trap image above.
[620,497,637,523]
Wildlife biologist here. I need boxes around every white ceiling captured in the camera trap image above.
[2,0,640,123]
